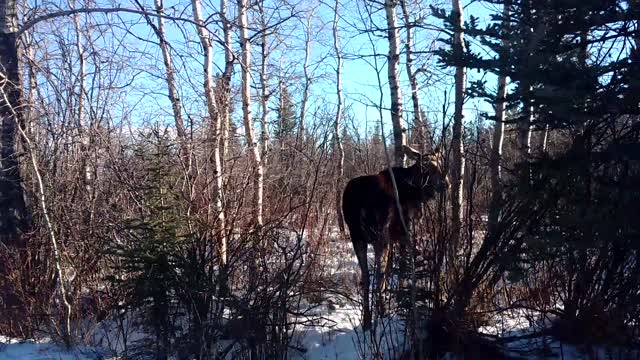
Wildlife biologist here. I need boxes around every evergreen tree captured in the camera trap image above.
[460,0,640,343]
[432,0,640,345]
[108,129,183,359]
[274,82,297,142]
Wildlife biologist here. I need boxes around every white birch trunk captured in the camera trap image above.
[192,0,227,264]
[154,0,189,166]
[72,2,92,198]
[384,0,406,166]
[400,0,422,144]
[299,12,313,145]
[259,2,270,164]
[333,0,345,234]
[220,0,233,163]
[238,0,264,227]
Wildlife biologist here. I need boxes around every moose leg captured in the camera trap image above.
[353,238,371,330]
[390,216,410,288]
[374,241,392,317]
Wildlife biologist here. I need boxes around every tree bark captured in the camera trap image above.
[0,0,27,244]
[451,0,466,245]
[488,0,509,235]
[192,0,227,265]
[154,0,188,164]
[258,0,270,165]
[71,3,93,199]
[298,11,313,146]
[238,0,264,227]
[333,0,345,234]
[400,0,422,146]
[384,0,406,166]
[219,0,233,165]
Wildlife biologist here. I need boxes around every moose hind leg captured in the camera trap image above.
[353,236,371,330]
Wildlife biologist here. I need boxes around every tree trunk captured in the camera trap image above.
[451,0,466,246]
[400,0,422,145]
[298,12,313,146]
[333,0,345,235]
[154,0,188,164]
[0,0,29,332]
[192,0,227,265]
[384,0,405,166]
[488,0,509,235]
[258,1,270,165]
[238,0,264,227]
[0,0,27,243]
[71,3,93,199]
[219,0,233,164]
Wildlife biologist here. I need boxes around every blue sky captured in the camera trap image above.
[26,0,501,144]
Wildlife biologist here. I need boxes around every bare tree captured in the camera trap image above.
[219,0,233,163]
[71,0,94,199]
[137,0,189,167]
[0,0,28,242]
[384,0,406,166]
[258,0,271,164]
[191,0,227,264]
[298,9,314,145]
[450,0,466,245]
[238,0,264,227]
[400,0,422,143]
[332,0,345,234]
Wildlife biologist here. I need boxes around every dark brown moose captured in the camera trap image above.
[342,145,449,330]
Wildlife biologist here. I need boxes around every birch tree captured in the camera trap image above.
[71,1,94,198]
[384,0,406,166]
[298,10,314,145]
[332,0,345,233]
[258,0,270,163]
[400,0,423,145]
[191,0,227,264]
[238,0,264,227]
[219,0,233,162]
[450,0,466,245]
[134,0,191,175]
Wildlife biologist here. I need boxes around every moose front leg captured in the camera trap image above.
[374,240,392,318]
[390,217,410,283]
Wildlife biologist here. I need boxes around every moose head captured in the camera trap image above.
[402,144,450,197]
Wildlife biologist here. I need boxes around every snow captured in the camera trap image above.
[2,235,637,359]
[0,337,109,360]
[293,305,406,360]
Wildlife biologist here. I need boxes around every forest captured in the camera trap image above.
[0,0,639,358]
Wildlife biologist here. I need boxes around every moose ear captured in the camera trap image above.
[403,144,422,161]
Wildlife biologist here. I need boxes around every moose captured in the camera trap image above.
[342,145,449,330]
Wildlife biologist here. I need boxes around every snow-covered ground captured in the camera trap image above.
[292,305,405,360]
[1,236,637,359]
[0,337,107,360]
